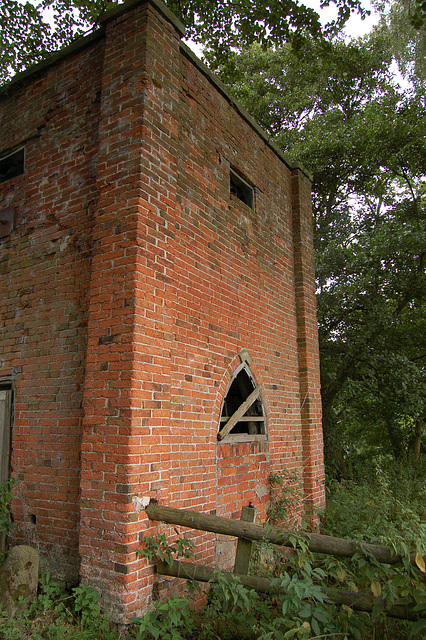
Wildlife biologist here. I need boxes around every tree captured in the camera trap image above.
[215,37,426,469]
[0,0,368,84]
[0,0,54,82]
[372,0,426,84]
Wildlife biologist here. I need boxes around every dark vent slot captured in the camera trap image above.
[230,170,253,208]
[0,148,25,184]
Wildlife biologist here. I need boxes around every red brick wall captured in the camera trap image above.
[0,38,103,580]
[291,171,324,516]
[0,0,324,620]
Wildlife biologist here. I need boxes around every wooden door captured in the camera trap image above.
[0,388,12,554]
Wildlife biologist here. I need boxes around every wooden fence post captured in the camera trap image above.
[234,504,256,575]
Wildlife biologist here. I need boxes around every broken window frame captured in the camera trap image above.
[218,364,267,442]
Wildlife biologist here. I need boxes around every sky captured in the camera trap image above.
[304,0,380,36]
[185,0,380,57]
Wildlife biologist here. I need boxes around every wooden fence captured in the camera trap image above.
[145,503,423,622]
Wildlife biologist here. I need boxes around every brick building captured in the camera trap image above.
[0,0,324,620]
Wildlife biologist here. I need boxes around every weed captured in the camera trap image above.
[0,574,120,640]
[139,532,195,566]
[267,469,303,526]
[131,596,196,640]
[323,458,426,558]
[0,479,15,564]
[72,584,107,631]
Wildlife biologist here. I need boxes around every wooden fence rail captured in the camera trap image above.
[157,559,420,621]
[145,504,411,565]
[145,503,423,622]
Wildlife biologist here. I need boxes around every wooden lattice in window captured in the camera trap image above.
[218,367,266,440]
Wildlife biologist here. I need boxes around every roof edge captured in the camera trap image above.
[99,0,185,35]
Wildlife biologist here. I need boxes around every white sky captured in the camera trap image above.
[304,0,379,35]
[185,0,380,57]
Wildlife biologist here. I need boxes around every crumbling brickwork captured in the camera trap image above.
[0,0,324,620]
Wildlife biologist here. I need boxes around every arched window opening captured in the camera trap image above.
[218,367,266,441]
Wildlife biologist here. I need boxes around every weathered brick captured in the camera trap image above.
[0,0,324,623]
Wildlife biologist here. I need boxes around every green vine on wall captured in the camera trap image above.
[267,469,304,525]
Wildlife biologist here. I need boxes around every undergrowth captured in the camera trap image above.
[0,458,425,639]
[0,574,120,640]
[323,456,426,555]
[0,480,15,564]
[132,530,426,640]
[133,457,426,640]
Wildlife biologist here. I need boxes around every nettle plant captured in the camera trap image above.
[0,572,121,640]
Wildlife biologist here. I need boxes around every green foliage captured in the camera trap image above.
[132,596,196,640]
[0,0,368,84]
[267,469,304,525]
[0,0,54,83]
[139,532,195,565]
[262,571,334,640]
[203,573,272,639]
[133,539,424,639]
[0,480,15,538]
[35,572,69,615]
[0,479,15,564]
[0,573,120,640]
[372,0,426,84]
[319,459,426,638]
[72,583,110,633]
[323,457,426,553]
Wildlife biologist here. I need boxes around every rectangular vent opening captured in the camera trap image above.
[230,170,254,209]
[0,148,25,184]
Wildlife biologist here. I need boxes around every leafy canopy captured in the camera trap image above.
[372,0,426,84]
[0,0,368,83]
